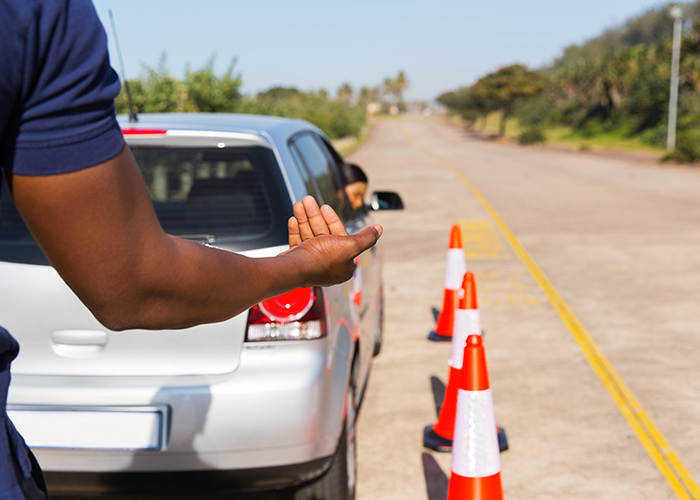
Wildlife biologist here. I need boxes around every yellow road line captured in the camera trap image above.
[401,127,700,500]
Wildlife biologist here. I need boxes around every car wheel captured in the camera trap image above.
[295,367,357,500]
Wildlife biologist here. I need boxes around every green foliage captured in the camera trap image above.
[547,2,700,149]
[473,65,546,111]
[383,71,409,108]
[514,93,556,127]
[438,1,700,161]
[184,55,242,112]
[259,87,302,100]
[115,52,241,114]
[337,82,354,104]
[239,88,366,139]
[114,54,366,139]
[358,86,381,109]
[437,89,484,126]
[669,129,700,161]
[115,53,182,113]
[447,64,546,136]
[518,127,547,145]
[554,2,700,68]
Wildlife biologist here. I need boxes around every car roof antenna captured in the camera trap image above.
[108,9,138,123]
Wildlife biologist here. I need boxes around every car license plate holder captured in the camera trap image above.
[7,405,169,451]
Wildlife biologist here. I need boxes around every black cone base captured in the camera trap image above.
[423,425,453,452]
[428,330,452,342]
[498,426,509,452]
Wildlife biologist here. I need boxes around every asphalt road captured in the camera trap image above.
[349,115,700,500]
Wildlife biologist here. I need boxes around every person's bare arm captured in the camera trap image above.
[8,146,381,331]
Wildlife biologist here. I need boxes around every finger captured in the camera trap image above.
[293,201,315,241]
[320,204,348,236]
[288,216,302,248]
[347,225,383,258]
[302,196,330,236]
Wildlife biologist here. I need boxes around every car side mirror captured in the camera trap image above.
[370,191,404,211]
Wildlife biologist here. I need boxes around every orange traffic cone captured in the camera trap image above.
[424,272,480,451]
[429,224,467,342]
[447,334,503,500]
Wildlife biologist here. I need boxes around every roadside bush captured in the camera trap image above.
[240,89,366,139]
[579,118,608,138]
[115,53,242,114]
[514,93,555,127]
[518,127,546,145]
[115,57,367,139]
[668,129,700,163]
[638,122,667,147]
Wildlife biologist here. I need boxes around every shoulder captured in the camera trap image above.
[0,0,124,177]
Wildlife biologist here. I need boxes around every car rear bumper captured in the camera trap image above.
[7,337,352,478]
[44,454,334,495]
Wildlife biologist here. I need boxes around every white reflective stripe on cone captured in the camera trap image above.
[444,248,467,289]
[465,309,481,335]
[448,310,467,368]
[452,389,501,478]
[448,310,481,369]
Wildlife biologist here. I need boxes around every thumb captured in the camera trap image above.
[347,225,383,257]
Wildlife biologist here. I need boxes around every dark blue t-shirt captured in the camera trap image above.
[0,0,124,176]
[0,1,125,498]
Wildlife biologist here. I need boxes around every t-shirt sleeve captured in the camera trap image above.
[0,0,125,176]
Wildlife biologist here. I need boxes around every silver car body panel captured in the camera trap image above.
[9,334,353,471]
[4,113,380,478]
[1,245,284,377]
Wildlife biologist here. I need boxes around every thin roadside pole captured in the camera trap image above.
[667,6,683,151]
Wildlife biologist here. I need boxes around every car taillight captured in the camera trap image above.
[245,287,327,342]
[121,128,168,135]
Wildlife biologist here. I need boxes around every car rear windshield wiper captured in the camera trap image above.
[177,234,217,244]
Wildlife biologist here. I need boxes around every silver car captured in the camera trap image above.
[0,113,401,498]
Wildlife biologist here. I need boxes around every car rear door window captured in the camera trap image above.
[289,133,345,215]
[313,135,361,222]
[289,142,321,199]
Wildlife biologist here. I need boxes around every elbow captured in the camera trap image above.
[86,288,195,332]
[81,282,159,331]
[89,299,146,332]
[93,311,135,332]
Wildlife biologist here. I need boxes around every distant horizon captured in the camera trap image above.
[93,0,670,101]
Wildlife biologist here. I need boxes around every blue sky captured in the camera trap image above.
[92,0,670,101]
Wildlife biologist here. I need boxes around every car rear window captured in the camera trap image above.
[0,145,291,266]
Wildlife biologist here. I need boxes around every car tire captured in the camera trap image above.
[295,368,357,500]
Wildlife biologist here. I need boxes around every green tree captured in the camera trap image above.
[113,56,367,140]
[357,86,380,109]
[382,71,410,111]
[258,87,302,101]
[184,55,243,112]
[473,65,546,136]
[239,87,366,139]
[115,52,182,114]
[337,82,354,104]
[115,52,243,115]
[437,88,494,128]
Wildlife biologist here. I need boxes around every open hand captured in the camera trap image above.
[285,196,382,286]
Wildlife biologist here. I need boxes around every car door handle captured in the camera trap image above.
[50,330,108,358]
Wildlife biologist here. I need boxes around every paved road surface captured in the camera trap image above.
[349,115,700,500]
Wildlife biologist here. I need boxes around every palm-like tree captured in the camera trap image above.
[337,82,354,104]
[382,71,409,111]
[393,70,409,104]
